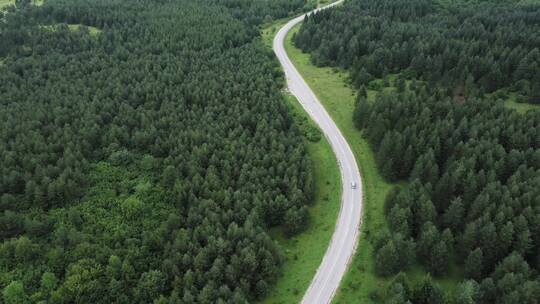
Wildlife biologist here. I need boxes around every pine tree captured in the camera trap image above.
[2,281,29,304]
[375,238,400,276]
[427,241,449,275]
[396,77,407,93]
[388,205,412,237]
[454,280,479,304]
[412,275,444,304]
[465,248,484,280]
[384,187,402,216]
[353,96,371,129]
[443,198,464,232]
[417,222,439,262]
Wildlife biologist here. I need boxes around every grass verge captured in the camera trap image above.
[261,18,289,49]
[261,94,341,304]
[284,23,392,304]
[259,6,342,302]
[284,23,462,303]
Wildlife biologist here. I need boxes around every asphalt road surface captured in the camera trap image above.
[273,1,364,303]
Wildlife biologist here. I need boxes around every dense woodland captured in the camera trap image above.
[0,0,314,303]
[296,0,540,303]
[210,0,314,25]
[295,0,540,103]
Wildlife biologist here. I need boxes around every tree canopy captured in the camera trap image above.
[296,0,540,302]
[0,0,314,302]
[295,0,540,103]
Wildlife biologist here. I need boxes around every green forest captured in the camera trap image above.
[0,0,319,303]
[295,0,540,303]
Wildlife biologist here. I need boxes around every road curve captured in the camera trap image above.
[273,1,363,303]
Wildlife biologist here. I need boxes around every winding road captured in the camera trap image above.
[273,1,364,303]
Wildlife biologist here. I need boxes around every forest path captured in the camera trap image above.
[273,1,364,303]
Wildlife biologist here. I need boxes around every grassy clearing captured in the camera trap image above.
[40,23,101,36]
[0,0,12,65]
[504,97,539,114]
[261,94,342,304]
[319,0,333,5]
[67,24,101,35]
[0,0,43,8]
[0,0,12,8]
[488,89,539,114]
[284,24,462,303]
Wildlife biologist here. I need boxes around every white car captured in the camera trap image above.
[351,182,357,189]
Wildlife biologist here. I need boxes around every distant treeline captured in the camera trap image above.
[295,0,540,103]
